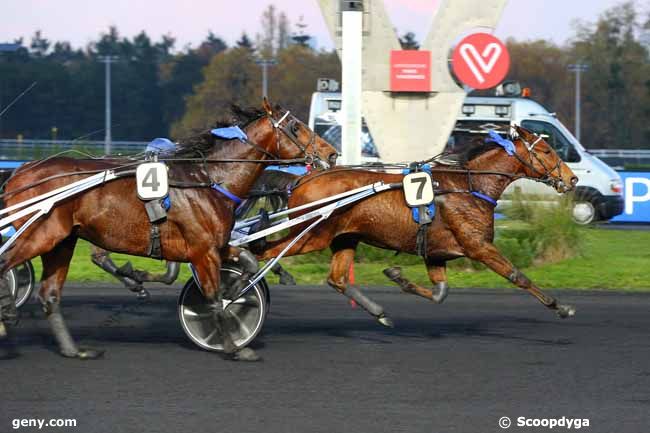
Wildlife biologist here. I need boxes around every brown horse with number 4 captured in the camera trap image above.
[256,126,579,326]
[0,99,338,361]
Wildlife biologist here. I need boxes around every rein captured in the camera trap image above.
[0,109,321,201]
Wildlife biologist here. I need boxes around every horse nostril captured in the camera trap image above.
[329,153,338,166]
[570,176,578,186]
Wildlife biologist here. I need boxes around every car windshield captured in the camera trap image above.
[521,120,581,162]
[314,119,379,157]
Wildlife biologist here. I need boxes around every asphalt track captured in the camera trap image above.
[1,284,649,433]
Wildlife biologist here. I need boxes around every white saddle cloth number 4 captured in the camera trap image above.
[403,172,434,207]
[136,162,169,200]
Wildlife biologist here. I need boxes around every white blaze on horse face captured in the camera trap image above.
[459,42,502,84]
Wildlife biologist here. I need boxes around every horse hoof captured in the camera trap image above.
[377,314,395,328]
[279,274,296,286]
[61,347,105,360]
[136,289,150,301]
[77,347,106,360]
[382,267,402,281]
[231,347,261,362]
[557,304,576,319]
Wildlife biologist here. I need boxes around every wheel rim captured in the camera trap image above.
[178,266,268,352]
[572,201,595,225]
[12,261,35,308]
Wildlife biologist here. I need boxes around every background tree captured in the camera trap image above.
[399,32,419,50]
[171,47,261,137]
[236,33,255,51]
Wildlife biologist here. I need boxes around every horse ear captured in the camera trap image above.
[512,124,525,139]
[262,97,273,115]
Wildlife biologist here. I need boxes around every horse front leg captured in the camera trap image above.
[465,242,575,318]
[191,250,260,362]
[383,259,449,304]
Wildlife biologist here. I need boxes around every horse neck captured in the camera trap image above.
[465,149,525,199]
[205,125,275,198]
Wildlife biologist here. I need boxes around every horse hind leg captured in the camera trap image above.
[271,263,296,285]
[383,259,449,304]
[0,273,19,358]
[90,246,150,300]
[0,268,18,343]
[327,238,393,328]
[41,236,104,359]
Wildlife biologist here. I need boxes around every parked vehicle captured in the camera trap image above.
[451,83,624,224]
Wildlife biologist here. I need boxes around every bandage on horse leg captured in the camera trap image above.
[0,276,18,327]
[342,286,394,328]
[43,299,104,359]
[91,251,150,299]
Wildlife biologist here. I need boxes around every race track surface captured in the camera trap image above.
[1,285,649,433]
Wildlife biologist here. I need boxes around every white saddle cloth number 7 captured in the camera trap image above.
[402,172,434,207]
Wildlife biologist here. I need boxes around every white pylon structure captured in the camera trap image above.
[318,0,508,163]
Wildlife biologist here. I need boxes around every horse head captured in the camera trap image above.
[510,125,578,193]
[259,98,338,169]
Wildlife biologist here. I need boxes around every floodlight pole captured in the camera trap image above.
[98,55,119,155]
[341,0,363,165]
[568,63,588,142]
[255,58,277,98]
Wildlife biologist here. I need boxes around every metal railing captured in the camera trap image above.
[588,149,650,169]
[0,139,148,160]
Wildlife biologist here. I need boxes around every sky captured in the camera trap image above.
[0,0,624,51]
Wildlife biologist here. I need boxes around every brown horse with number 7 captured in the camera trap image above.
[256,126,579,326]
[0,99,338,361]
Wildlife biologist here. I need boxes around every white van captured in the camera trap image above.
[452,84,624,224]
[308,86,380,163]
[308,81,624,224]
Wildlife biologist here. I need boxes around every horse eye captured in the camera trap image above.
[291,123,300,135]
[543,149,552,154]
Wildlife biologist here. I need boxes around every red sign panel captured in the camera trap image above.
[390,50,431,92]
[451,33,510,89]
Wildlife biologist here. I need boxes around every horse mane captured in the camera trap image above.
[173,105,267,157]
[432,137,504,168]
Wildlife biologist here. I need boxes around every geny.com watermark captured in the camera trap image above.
[499,416,590,429]
[12,418,77,430]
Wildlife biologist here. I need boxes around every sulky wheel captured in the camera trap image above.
[4,261,36,308]
[178,264,270,352]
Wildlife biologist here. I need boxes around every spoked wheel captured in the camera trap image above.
[178,264,270,352]
[3,261,36,308]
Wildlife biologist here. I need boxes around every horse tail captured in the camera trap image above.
[236,169,300,218]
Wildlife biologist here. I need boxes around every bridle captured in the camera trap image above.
[267,110,326,169]
[509,127,566,191]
